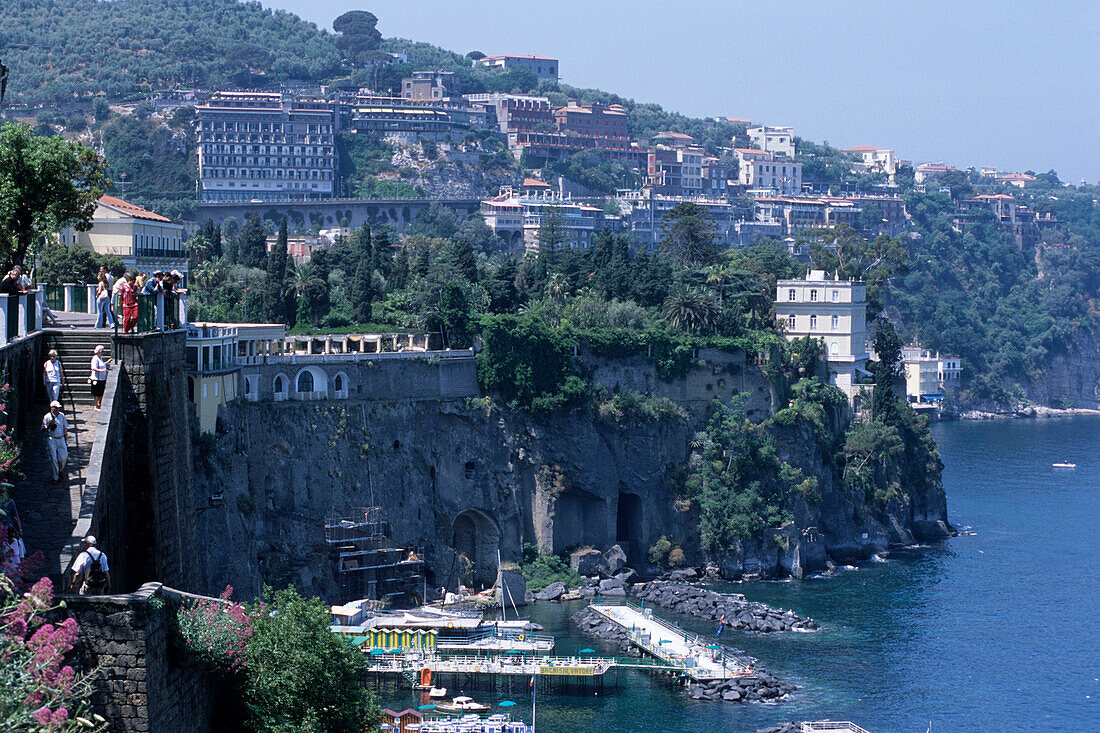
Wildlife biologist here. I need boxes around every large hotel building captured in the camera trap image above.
[196,91,337,202]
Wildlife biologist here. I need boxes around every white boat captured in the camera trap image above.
[1053,461,1077,469]
[435,696,491,714]
[428,686,447,698]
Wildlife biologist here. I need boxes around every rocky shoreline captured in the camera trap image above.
[958,405,1100,420]
[635,578,819,633]
[570,606,795,704]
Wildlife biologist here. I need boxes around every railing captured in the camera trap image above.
[801,723,872,733]
[111,291,187,334]
[239,348,473,366]
[0,291,44,348]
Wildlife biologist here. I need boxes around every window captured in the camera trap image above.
[810,289,818,302]
[830,342,838,355]
[297,371,314,393]
[788,288,796,301]
[832,290,840,302]
[334,374,343,392]
[274,375,284,393]
[831,315,839,330]
[787,315,796,328]
[810,315,818,330]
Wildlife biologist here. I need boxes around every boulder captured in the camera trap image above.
[669,567,698,581]
[570,549,603,576]
[613,567,636,585]
[499,569,528,608]
[534,581,566,601]
[600,544,628,576]
[601,587,627,597]
[598,577,625,592]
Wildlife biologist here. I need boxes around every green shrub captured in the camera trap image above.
[520,549,581,591]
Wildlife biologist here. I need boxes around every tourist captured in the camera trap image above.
[99,265,115,291]
[141,271,163,296]
[43,349,64,403]
[135,272,147,289]
[94,273,115,328]
[120,273,138,333]
[70,535,110,595]
[90,345,111,410]
[0,266,25,295]
[41,400,68,483]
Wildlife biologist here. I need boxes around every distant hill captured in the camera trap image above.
[0,0,342,106]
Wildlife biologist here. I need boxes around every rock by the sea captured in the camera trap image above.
[634,578,818,632]
[600,544,628,576]
[534,581,566,601]
[570,548,603,576]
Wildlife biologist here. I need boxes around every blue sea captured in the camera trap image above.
[382,417,1100,732]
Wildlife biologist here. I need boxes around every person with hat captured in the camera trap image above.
[70,535,110,595]
[41,400,68,482]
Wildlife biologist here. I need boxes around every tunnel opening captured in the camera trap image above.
[451,509,501,588]
[616,491,643,559]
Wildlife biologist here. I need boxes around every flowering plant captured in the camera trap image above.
[0,383,22,485]
[176,584,254,675]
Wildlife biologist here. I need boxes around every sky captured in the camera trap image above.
[264,0,1100,183]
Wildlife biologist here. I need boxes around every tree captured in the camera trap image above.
[349,260,375,324]
[243,586,377,733]
[0,122,109,266]
[37,238,123,284]
[658,202,719,268]
[871,317,904,423]
[236,214,267,269]
[333,10,382,62]
[661,289,720,334]
[267,217,289,283]
[535,207,566,253]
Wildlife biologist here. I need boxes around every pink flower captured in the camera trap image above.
[33,707,52,726]
[51,707,69,725]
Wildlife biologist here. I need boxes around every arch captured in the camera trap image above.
[552,488,608,551]
[616,491,642,559]
[451,509,501,586]
[273,373,289,401]
[333,371,350,398]
[293,366,328,398]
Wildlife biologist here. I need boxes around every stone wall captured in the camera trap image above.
[115,331,197,590]
[61,583,216,733]
[0,331,47,439]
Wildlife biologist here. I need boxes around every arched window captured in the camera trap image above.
[274,375,284,393]
[334,374,343,391]
[810,314,818,330]
[831,315,839,330]
[297,371,314,393]
[787,315,796,328]
[830,342,839,355]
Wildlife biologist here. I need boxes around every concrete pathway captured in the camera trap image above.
[590,602,746,680]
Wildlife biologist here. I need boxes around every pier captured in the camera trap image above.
[588,599,749,681]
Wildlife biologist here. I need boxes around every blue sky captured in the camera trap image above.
[265,0,1099,183]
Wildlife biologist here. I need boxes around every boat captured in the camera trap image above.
[1053,461,1077,469]
[434,696,491,714]
[428,686,447,698]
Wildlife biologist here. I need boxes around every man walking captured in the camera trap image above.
[70,535,110,595]
[42,400,68,482]
[43,349,64,403]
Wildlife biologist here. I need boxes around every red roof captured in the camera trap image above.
[481,54,558,61]
[844,146,882,152]
[654,131,694,140]
[735,147,771,156]
[523,178,551,188]
[98,195,173,223]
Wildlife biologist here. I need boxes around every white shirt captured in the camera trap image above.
[44,360,62,384]
[91,356,109,380]
[73,547,109,574]
[42,411,67,439]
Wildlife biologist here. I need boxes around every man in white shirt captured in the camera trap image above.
[71,535,111,595]
[41,401,68,482]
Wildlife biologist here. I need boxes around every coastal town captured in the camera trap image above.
[0,3,1097,733]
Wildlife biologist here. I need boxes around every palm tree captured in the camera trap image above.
[545,272,569,307]
[661,289,720,334]
[287,261,323,300]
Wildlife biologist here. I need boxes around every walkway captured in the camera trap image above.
[589,600,748,681]
[12,322,111,584]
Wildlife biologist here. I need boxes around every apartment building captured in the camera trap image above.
[754,196,859,235]
[775,270,870,407]
[844,146,898,178]
[748,125,795,157]
[466,93,554,134]
[476,54,559,81]
[401,71,460,101]
[647,145,705,197]
[481,188,613,254]
[617,190,740,249]
[701,157,731,197]
[554,102,629,141]
[57,196,187,276]
[740,158,803,195]
[196,91,336,202]
[902,345,961,404]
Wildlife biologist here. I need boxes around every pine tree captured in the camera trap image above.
[237,214,267,268]
[350,260,375,324]
[414,244,430,277]
[267,217,289,282]
[390,247,409,291]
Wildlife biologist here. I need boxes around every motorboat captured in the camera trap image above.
[435,696,491,714]
[428,686,448,698]
[1053,461,1077,469]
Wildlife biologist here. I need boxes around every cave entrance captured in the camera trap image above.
[451,509,501,588]
[552,489,607,552]
[616,491,642,559]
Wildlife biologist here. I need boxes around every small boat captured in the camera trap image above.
[435,696,491,714]
[428,686,447,698]
[1053,461,1077,469]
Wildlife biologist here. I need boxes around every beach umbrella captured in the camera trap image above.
[370,648,386,655]
[705,644,720,649]
[498,701,517,708]
[417,705,436,710]
[579,648,595,654]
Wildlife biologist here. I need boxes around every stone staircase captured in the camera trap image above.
[12,329,111,583]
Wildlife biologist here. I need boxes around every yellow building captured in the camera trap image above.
[58,196,188,276]
[185,324,240,434]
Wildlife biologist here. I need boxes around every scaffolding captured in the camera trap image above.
[324,507,424,606]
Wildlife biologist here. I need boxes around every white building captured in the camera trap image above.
[57,196,188,276]
[843,146,897,179]
[901,345,961,405]
[741,158,803,195]
[775,270,869,408]
[748,125,795,158]
[481,188,612,254]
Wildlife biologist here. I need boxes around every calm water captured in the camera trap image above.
[383,417,1100,732]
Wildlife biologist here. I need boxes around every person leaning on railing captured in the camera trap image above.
[119,273,139,333]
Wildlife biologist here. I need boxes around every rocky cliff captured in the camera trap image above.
[192,352,951,601]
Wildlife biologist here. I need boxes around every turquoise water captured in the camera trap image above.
[383,417,1100,732]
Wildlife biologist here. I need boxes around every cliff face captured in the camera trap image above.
[192,353,951,600]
